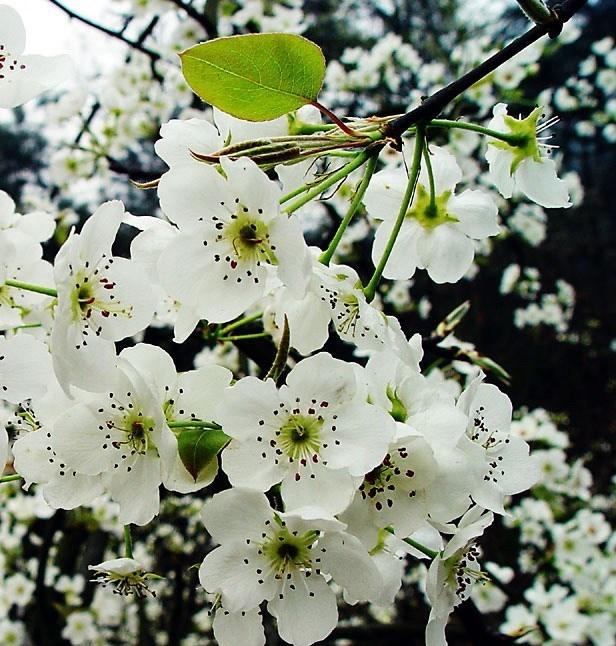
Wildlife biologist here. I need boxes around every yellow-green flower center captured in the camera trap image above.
[261,525,316,578]
[223,211,277,265]
[278,414,323,461]
[490,106,543,173]
[406,184,457,229]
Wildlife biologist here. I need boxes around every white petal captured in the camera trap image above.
[371,219,420,280]
[318,532,382,602]
[515,158,571,208]
[120,344,176,402]
[321,402,395,476]
[363,167,408,222]
[155,118,222,169]
[281,463,357,516]
[222,437,286,491]
[486,146,515,199]
[448,190,500,239]
[417,226,475,284]
[201,488,274,544]
[284,352,357,407]
[419,146,462,194]
[199,544,275,612]
[220,157,281,217]
[108,455,162,525]
[158,164,227,228]
[0,54,72,109]
[213,607,265,646]
[216,377,280,441]
[268,572,338,646]
[0,334,52,403]
[0,5,26,54]
[269,215,311,296]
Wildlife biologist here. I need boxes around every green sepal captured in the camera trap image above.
[177,428,230,481]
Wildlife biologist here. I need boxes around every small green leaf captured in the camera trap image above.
[180,33,326,121]
[177,428,229,481]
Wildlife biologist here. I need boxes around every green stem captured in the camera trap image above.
[422,144,438,217]
[280,183,312,205]
[428,119,520,145]
[167,420,222,430]
[4,279,57,298]
[385,527,438,559]
[284,152,370,215]
[319,153,379,265]
[218,312,262,336]
[218,332,269,342]
[124,525,133,559]
[0,474,23,484]
[363,127,425,301]
[9,323,43,331]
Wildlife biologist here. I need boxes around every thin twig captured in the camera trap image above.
[385,0,588,139]
[47,0,162,61]
[167,0,217,36]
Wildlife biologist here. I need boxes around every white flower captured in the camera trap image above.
[51,201,156,393]
[157,157,310,340]
[47,346,178,524]
[270,252,419,357]
[199,488,382,646]
[61,611,98,646]
[89,557,159,597]
[425,507,494,646]
[365,145,500,283]
[485,104,571,208]
[456,373,539,514]
[0,5,72,108]
[119,343,232,493]
[218,352,396,516]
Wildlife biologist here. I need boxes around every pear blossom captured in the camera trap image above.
[218,352,396,516]
[89,558,159,597]
[157,157,310,340]
[456,373,539,514]
[485,104,572,208]
[199,488,382,646]
[0,5,72,109]
[12,375,105,511]
[118,343,232,493]
[269,251,419,358]
[43,346,178,524]
[426,507,494,646]
[365,145,500,283]
[51,201,156,393]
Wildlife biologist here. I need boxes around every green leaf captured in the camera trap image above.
[177,428,230,481]
[180,33,326,121]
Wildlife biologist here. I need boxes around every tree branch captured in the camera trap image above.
[384,0,588,139]
[47,0,162,62]
[166,0,218,36]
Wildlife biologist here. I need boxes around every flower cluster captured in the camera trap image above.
[0,2,603,645]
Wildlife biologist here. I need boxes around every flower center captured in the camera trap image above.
[109,411,156,455]
[261,525,316,578]
[278,414,323,461]
[490,106,560,173]
[406,184,457,229]
[70,270,132,323]
[221,211,277,266]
